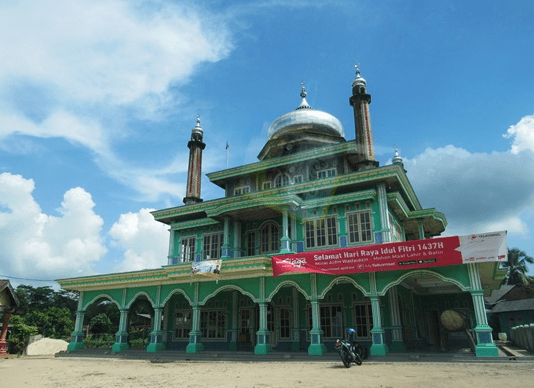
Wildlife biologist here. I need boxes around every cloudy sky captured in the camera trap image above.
[1,0,533,287]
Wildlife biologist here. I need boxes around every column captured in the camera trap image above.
[229,291,239,351]
[0,313,11,354]
[221,217,231,260]
[168,228,176,265]
[147,307,165,352]
[468,263,499,357]
[112,309,130,352]
[387,286,406,352]
[290,287,301,352]
[255,277,271,354]
[187,283,204,353]
[377,183,391,243]
[279,208,292,254]
[417,219,425,240]
[68,291,86,351]
[307,273,326,355]
[369,273,388,356]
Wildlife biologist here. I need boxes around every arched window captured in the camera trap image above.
[274,174,290,188]
[260,222,280,253]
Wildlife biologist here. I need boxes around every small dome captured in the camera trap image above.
[351,64,367,89]
[267,84,345,141]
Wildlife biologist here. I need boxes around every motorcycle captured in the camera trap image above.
[335,337,363,368]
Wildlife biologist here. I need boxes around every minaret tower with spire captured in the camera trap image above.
[349,64,379,168]
[183,115,205,205]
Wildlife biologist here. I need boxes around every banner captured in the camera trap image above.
[271,231,507,277]
[191,259,222,278]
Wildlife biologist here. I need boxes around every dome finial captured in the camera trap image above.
[392,144,403,164]
[300,82,307,98]
[352,63,367,88]
[296,81,312,110]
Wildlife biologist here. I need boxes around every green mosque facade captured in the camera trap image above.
[57,68,504,357]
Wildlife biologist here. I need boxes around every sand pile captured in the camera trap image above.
[26,338,69,356]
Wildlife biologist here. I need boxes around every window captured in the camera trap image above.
[274,174,290,188]
[203,232,223,260]
[347,211,372,244]
[246,232,256,256]
[234,186,250,195]
[262,181,271,190]
[307,304,344,339]
[353,302,373,338]
[180,237,196,262]
[317,168,336,179]
[279,307,291,339]
[305,216,338,249]
[260,222,279,253]
[200,310,227,339]
[175,309,192,338]
[293,175,303,184]
[389,214,403,242]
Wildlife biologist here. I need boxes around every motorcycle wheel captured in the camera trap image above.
[340,351,352,368]
[354,352,363,366]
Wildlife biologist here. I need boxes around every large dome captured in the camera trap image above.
[258,85,346,160]
[267,87,345,140]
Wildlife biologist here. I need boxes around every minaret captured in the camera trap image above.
[183,115,205,205]
[349,64,379,168]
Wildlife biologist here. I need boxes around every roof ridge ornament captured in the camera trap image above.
[352,63,367,88]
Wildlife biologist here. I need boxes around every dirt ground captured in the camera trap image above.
[1,356,534,388]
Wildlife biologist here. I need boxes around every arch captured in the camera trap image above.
[274,173,290,188]
[319,276,369,299]
[82,293,121,311]
[126,291,156,309]
[267,280,311,301]
[200,284,257,305]
[161,288,193,307]
[378,269,471,296]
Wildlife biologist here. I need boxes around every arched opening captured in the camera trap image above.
[128,296,154,349]
[260,221,280,254]
[393,272,475,352]
[83,297,120,349]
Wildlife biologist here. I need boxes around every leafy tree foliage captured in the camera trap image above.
[502,248,534,285]
[24,307,74,339]
[5,314,38,354]
[89,313,113,334]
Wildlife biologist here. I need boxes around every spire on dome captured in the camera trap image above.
[296,82,312,110]
[351,63,367,89]
[392,144,403,164]
[191,113,203,142]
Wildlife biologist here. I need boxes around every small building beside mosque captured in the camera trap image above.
[57,67,506,357]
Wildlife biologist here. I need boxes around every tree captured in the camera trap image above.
[501,248,534,285]
[89,313,113,335]
[24,307,74,339]
[5,314,38,354]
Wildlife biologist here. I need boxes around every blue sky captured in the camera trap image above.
[1,0,534,287]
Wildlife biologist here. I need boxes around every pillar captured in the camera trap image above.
[290,287,301,351]
[279,208,292,254]
[186,304,204,353]
[147,307,165,352]
[255,277,271,354]
[221,217,231,259]
[68,292,86,351]
[112,309,130,352]
[468,263,499,357]
[369,273,388,356]
[229,291,239,351]
[308,273,326,355]
[0,313,11,355]
[387,286,406,352]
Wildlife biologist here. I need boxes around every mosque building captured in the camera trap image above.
[57,67,505,357]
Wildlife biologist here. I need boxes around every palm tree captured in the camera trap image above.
[501,248,534,285]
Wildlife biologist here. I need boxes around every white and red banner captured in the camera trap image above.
[271,231,507,277]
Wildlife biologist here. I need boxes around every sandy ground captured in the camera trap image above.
[1,356,534,388]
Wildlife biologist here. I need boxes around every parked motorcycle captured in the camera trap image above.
[335,332,363,368]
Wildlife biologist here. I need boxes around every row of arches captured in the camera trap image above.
[68,267,494,355]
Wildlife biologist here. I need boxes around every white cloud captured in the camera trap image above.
[404,133,534,240]
[0,0,233,202]
[109,208,169,272]
[504,114,534,154]
[0,173,107,281]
